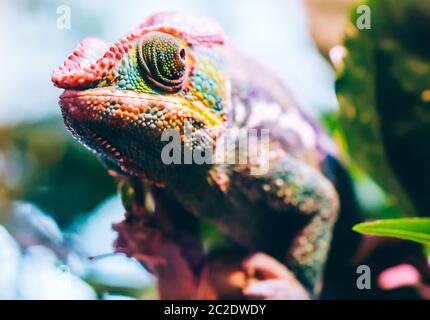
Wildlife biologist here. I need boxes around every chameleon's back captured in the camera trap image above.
[223,43,336,170]
[222,43,362,296]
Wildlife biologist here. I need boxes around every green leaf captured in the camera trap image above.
[336,0,430,215]
[353,218,430,245]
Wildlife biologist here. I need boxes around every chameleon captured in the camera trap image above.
[52,12,359,299]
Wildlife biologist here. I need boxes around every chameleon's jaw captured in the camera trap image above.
[59,89,137,175]
[59,87,224,175]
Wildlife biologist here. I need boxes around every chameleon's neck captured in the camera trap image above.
[163,162,218,202]
[156,163,293,259]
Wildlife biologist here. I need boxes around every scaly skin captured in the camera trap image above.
[53,13,347,299]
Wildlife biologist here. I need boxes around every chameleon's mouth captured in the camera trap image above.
[59,87,224,174]
[59,88,224,128]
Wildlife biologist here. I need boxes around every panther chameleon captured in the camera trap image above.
[52,12,360,299]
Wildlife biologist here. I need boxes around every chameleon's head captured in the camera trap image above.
[52,13,229,177]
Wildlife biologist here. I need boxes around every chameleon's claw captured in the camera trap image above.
[243,279,310,300]
[242,253,292,279]
[196,252,310,300]
[241,253,310,300]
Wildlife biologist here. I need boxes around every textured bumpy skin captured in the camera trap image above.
[53,13,348,298]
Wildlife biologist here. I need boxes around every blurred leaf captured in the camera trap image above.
[353,218,430,244]
[85,277,157,300]
[0,118,116,227]
[336,0,430,216]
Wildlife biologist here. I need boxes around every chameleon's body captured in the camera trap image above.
[53,13,355,298]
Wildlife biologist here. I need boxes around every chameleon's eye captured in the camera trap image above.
[138,32,188,92]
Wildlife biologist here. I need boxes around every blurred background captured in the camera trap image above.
[1,0,408,299]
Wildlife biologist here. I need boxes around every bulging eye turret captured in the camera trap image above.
[138,32,188,92]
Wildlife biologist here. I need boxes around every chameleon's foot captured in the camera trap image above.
[196,252,310,300]
[243,279,310,300]
[242,253,310,300]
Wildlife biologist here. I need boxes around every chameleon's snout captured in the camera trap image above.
[52,37,116,89]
